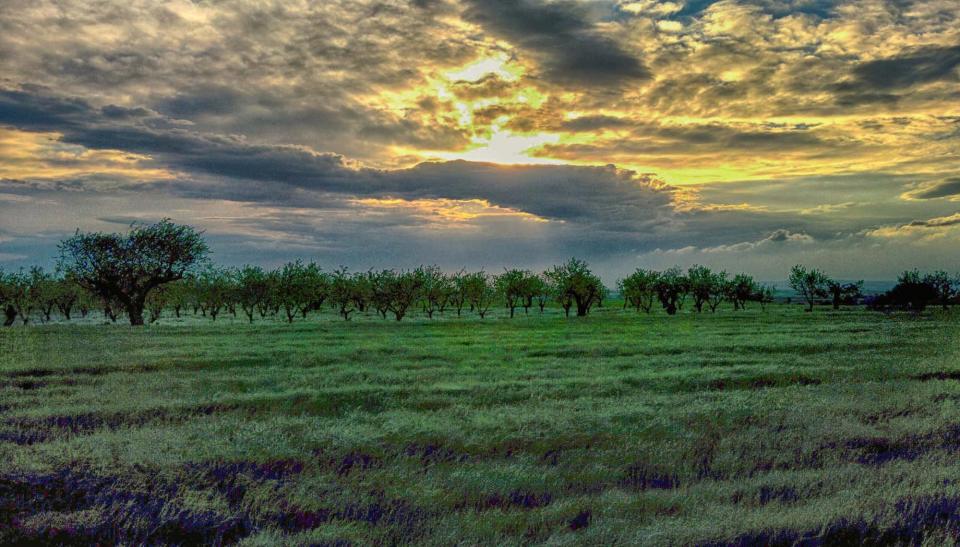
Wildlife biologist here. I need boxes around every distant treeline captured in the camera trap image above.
[1,220,957,326]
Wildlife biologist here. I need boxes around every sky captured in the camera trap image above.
[0,0,958,282]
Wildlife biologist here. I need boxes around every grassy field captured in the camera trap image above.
[2,304,960,545]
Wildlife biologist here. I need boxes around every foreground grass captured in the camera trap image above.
[2,305,960,545]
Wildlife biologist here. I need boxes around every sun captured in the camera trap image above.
[443,54,522,83]
[436,126,562,165]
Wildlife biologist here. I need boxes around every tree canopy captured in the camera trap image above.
[58,219,209,325]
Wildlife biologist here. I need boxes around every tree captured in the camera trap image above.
[195,267,232,321]
[258,271,280,318]
[146,284,169,323]
[826,280,863,310]
[350,271,374,313]
[302,263,330,318]
[495,269,529,318]
[329,268,359,320]
[53,272,84,321]
[687,265,727,313]
[753,285,776,311]
[274,260,327,323]
[788,265,829,312]
[4,269,34,325]
[28,267,59,323]
[544,258,605,317]
[463,271,495,319]
[527,274,550,314]
[0,270,18,326]
[618,269,658,313]
[99,293,123,323]
[704,272,730,312]
[653,267,687,315]
[449,270,470,316]
[159,279,188,319]
[76,288,95,319]
[925,271,958,310]
[57,219,208,325]
[235,266,270,323]
[888,270,937,312]
[367,270,393,319]
[726,273,758,311]
[385,269,424,321]
[418,266,452,319]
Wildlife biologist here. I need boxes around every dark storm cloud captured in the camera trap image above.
[1,0,959,279]
[461,0,649,87]
[535,121,844,161]
[832,45,960,104]
[852,45,960,90]
[0,86,93,131]
[150,85,472,156]
[0,86,672,230]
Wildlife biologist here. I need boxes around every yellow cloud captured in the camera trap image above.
[0,128,172,181]
[350,197,549,227]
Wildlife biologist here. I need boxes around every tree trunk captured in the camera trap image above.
[126,299,146,326]
[3,305,16,326]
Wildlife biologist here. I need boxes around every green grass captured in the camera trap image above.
[2,304,960,545]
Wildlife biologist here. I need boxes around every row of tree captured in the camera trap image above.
[0,267,93,326]
[0,258,609,325]
[618,266,775,315]
[2,220,958,325]
[788,265,960,313]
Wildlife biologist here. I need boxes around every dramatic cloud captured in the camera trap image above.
[849,45,960,91]
[0,0,959,279]
[461,0,650,87]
